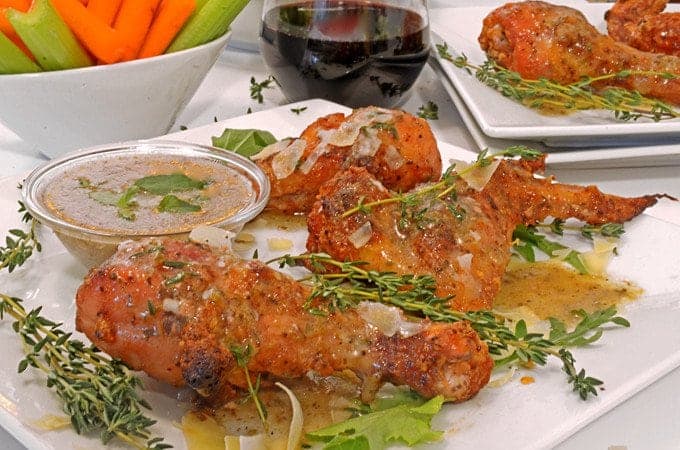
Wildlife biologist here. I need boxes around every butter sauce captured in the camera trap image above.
[494,259,642,325]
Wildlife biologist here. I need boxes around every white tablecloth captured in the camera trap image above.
[1,2,679,448]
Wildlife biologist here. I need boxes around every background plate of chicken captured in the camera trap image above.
[430,0,680,147]
[0,100,680,450]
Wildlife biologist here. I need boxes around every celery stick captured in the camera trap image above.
[0,32,41,74]
[7,0,92,71]
[167,0,249,52]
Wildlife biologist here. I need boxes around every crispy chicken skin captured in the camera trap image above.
[255,107,441,214]
[478,1,680,104]
[306,159,663,311]
[75,238,492,403]
[606,0,680,57]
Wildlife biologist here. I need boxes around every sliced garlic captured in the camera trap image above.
[451,158,501,191]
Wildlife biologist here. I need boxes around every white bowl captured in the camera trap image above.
[0,32,231,159]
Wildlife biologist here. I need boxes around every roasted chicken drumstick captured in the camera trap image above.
[254,106,441,214]
[479,1,680,105]
[75,238,492,403]
[606,0,680,57]
[307,158,663,311]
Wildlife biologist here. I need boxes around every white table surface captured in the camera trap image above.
[1,1,680,449]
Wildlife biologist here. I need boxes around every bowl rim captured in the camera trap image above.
[0,31,231,80]
[21,138,271,239]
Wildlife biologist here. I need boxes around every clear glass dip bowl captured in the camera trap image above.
[22,140,270,268]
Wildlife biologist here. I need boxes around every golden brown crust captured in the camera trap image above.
[478,1,680,104]
[76,238,493,403]
[606,0,680,57]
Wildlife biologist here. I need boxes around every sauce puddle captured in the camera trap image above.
[494,260,642,326]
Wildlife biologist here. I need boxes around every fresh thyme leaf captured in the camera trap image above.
[1,201,41,273]
[134,173,207,195]
[250,75,276,103]
[229,343,268,425]
[512,224,588,274]
[211,128,277,157]
[157,195,201,213]
[437,42,680,121]
[272,253,628,399]
[371,122,399,139]
[342,147,542,220]
[0,294,169,449]
[417,101,439,120]
[164,271,186,286]
[291,106,307,115]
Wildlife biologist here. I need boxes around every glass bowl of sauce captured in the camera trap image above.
[259,0,430,108]
[22,141,270,267]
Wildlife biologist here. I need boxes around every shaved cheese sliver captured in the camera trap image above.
[349,221,373,248]
[251,139,292,161]
[268,237,293,251]
[357,301,424,337]
[298,142,328,174]
[384,145,405,169]
[581,236,617,274]
[488,366,517,388]
[275,382,304,450]
[451,158,501,191]
[272,139,306,179]
[189,226,235,250]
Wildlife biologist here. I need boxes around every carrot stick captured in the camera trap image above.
[138,0,195,58]
[0,0,30,10]
[113,0,160,59]
[87,0,121,26]
[50,0,131,63]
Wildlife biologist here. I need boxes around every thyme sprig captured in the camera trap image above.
[273,253,629,400]
[436,43,680,121]
[249,75,277,103]
[341,146,542,218]
[229,343,268,427]
[1,200,41,273]
[0,294,170,449]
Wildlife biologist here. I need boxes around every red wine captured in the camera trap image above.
[260,1,430,108]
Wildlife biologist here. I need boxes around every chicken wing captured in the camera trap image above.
[306,159,663,311]
[75,238,492,403]
[478,1,680,105]
[253,107,441,214]
[606,0,680,57]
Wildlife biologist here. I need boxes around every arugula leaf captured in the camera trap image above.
[306,395,444,450]
[157,195,201,213]
[134,173,207,195]
[512,224,588,274]
[211,128,277,157]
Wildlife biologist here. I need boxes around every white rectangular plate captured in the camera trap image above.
[1,100,680,450]
[430,2,680,148]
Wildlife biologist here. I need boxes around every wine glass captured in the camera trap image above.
[259,0,430,108]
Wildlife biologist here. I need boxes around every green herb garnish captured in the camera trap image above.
[417,101,439,120]
[116,186,140,221]
[157,195,201,213]
[274,253,629,399]
[1,200,41,273]
[291,106,307,115]
[0,294,170,449]
[306,395,444,449]
[134,173,207,195]
[229,343,267,426]
[249,75,276,103]
[212,128,277,157]
[436,42,680,121]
